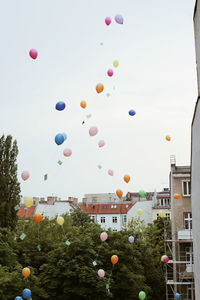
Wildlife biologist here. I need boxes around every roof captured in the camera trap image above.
[35,202,72,219]
[79,202,133,214]
[17,205,36,219]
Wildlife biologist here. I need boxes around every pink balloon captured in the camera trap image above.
[29,49,38,60]
[162,255,169,263]
[107,69,113,77]
[89,126,98,136]
[105,17,111,26]
[63,148,72,157]
[100,232,108,242]
[21,171,30,181]
[98,140,105,148]
[108,169,114,176]
[97,269,105,278]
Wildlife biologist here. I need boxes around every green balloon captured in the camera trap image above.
[139,291,146,300]
[139,190,146,198]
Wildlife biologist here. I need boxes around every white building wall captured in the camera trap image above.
[91,214,127,231]
[35,202,72,219]
[83,193,117,203]
[127,201,153,224]
[191,100,200,300]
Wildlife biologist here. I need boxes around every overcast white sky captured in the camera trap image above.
[0,0,197,201]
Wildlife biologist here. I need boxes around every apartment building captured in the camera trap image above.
[165,157,194,300]
[152,188,171,222]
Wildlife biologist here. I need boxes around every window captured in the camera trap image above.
[113,229,117,232]
[122,215,127,223]
[156,213,160,220]
[101,217,105,223]
[112,216,117,223]
[184,212,192,230]
[102,205,108,209]
[111,205,117,208]
[126,204,129,208]
[182,181,191,196]
[165,213,170,220]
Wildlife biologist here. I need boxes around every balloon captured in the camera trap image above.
[98,140,105,148]
[139,291,146,300]
[137,209,143,215]
[158,210,165,218]
[22,267,31,277]
[97,269,105,278]
[15,297,23,300]
[111,255,119,265]
[89,126,98,136]
[63,148,72,157]
[108,169,114,176]
[80,101,87,109]
[21,171,30,181]
[57,216,64,225]
[96,83,104,94]
[55,133,65,145]
[100,232,108,242]
[175,293,181,299]
[123,174,130,183]
[166,135,171,141]
[129,109,136,116]
[116,189,123,198]
[105,17,111,26]
[62,133,67,141]
[161,255,169,263]
[113,60,119,68]
[24,197,33,208]
[139,190,146,198]
[33,213,43,223]
[107,69,113,77]
[55,101,66,111]
[22,288,31,299]
[29,49,38,59]
[173,193,181,199]
[114,14,124,24]
[128,236,134,243]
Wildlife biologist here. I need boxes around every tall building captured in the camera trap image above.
[191,1,200,299]
[165,157,194,300]
[152,188,171,222]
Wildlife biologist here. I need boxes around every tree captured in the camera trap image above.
[0,135,20,230]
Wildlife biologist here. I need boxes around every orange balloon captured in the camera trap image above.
[33,213,43,223]
[22,267,31,277]
[165,135,171,141]
[173,193,181,200]
[96,83,104,94]
[80,101,87,109]
[116,189,123,198]
[111,255,119,265]
[123,174,130,183]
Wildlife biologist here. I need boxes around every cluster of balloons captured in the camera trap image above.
[105,15,124,25]
[15,288,31,300]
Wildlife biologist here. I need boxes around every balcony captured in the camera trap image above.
[178,229,193,240]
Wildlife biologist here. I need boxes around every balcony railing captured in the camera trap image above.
[178,229,193,240]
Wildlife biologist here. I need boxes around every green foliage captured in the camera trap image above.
[0,135,20,230]
[0,211,167,299]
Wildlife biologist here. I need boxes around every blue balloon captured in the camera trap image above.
[55,101,66,111]
[129,109,136,116]
[22,288,31,299]
[55,133,64,145]
[14,297,23,300]
[175,293,181,299]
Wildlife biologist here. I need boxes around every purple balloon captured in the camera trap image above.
[115,14,124,24]
[128,236,134,243]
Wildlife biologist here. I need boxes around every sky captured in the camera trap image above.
[0,0,197,201]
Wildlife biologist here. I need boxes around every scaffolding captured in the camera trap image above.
[164,224,195,300]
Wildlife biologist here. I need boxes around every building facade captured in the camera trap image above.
[165,157,194,300]
[152,188,171,222]
[191,1,200,299]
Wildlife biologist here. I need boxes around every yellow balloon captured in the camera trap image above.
[113,60,119,68]
[137,209,143,215]
[24,197,33,208]
[158,210,165,218]
[56,216,64,226]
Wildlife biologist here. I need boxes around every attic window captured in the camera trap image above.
[111,205,117,208]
